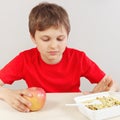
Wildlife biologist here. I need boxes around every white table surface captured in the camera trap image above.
[0,92,120,120]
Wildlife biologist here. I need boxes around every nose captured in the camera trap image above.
[49,40,57,48]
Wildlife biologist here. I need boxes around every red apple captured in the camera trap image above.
[24,87,46,112]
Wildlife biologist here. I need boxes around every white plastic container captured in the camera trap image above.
[74,92,120,120]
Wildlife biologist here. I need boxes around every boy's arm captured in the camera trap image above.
[0,79,4,87]
[92,75,120,93]
[0,79,5,100]
[0,80,6,101]
[0,79,32,112]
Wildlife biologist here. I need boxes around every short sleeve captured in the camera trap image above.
[0,53,24,84]
[80,53,105,83]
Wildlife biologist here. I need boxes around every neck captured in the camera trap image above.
[41,55,62,65]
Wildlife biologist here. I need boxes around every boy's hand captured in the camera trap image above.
[0,87,32,112]
[92,76,116,93]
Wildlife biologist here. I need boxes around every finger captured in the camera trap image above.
[11,100,30,112]
[103,76,113,91]
[19,89,32,97]
[108,80,113,87]
[105,76,113,87]
[96,79,107,91]
[108,76,113,87]
[98,78,107,87]
[16,94,32,108]
[92,85,102,93]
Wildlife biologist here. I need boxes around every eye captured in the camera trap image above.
[57,36,65,41]
[57,38,64,41]
[41,38,49,41]
[41,36,50,41]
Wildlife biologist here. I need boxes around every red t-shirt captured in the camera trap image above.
[0,47,105,92]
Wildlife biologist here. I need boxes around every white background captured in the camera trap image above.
[0,0,120,91]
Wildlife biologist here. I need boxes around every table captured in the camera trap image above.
[0,93,120,120]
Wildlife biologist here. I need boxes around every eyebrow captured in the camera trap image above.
[41,35,65,38]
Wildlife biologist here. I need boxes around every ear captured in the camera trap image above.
[30,34,36,44]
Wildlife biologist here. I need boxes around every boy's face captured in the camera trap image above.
[31,26,68,64]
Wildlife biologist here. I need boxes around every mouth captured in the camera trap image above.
[48,51,59,55]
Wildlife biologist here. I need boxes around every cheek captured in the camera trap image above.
[36,43,45,52]
[59,43,67,53]
[37,46,46,53]
[60,41,67,49]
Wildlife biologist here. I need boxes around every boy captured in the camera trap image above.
[0,2,119,112]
